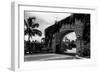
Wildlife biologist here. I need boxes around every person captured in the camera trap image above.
[65,37,70,47]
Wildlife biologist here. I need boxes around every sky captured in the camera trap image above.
[24,11,71,42]
[63,32,77,42]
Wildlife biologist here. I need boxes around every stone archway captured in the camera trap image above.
[54,30,77,53]
[53,30,82,54]
[61,31,77,54]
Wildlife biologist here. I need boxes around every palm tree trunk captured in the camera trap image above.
[28,34,31,54]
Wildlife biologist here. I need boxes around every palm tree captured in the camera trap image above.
[24,17,42,41]
[24,17,42,54]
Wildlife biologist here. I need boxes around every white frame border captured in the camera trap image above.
[11,2,97,71]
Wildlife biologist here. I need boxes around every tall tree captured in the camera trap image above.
[24,17,42,54]
[24,17,42,41]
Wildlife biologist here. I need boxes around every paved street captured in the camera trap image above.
[24,54,80,62]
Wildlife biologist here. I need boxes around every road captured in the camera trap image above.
[24,53,80,62]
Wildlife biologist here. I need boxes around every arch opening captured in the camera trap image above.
[55,30,77,54]
[62,31,77,54]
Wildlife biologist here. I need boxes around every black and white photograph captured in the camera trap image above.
[24,11,90,62]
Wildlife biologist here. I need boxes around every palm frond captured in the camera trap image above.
[32,29,42,36]
[24,19,28,27]
[24,29,29,35]
[32,23,39,28]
